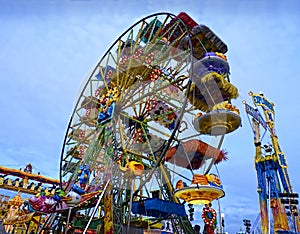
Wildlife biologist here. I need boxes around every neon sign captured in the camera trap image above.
[245,103,268,129]
[252,94,274,113]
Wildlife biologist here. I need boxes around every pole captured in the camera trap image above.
[83,179,111,234]
[217,199,222,234]
[221,213,225,234]
[64,206,73,234]
[126,179,134,234]
[267,177,271,234]
[293,211,297,233]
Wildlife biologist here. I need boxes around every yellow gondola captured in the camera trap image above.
[174,185,224,205]
[174,174,225,204]
[193,109,241,135]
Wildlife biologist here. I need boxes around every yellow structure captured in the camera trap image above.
[244,92,300,233]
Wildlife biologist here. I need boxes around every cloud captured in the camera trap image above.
[0,144,59,178]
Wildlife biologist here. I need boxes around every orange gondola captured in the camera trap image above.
[165,139,227,170]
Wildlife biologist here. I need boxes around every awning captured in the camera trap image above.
[131,198,186,218]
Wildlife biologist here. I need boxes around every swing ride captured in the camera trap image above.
[2,12,242,233]
[244,92,300,234]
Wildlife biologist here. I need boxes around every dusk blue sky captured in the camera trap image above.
[1,0,300,233]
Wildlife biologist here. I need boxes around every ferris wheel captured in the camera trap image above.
[58,12,241,233]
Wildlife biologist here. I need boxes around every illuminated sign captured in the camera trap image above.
[252,94,275,113]
[245,103,268,129]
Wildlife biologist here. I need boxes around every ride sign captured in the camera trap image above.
[251,93,275,113]
[244,103,268,130]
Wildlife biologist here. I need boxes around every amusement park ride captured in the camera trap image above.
[0,164,59,195]
[244,92,300,233]
[2,11,245,233]
[56,11,241,234]
[0,163,59,233]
